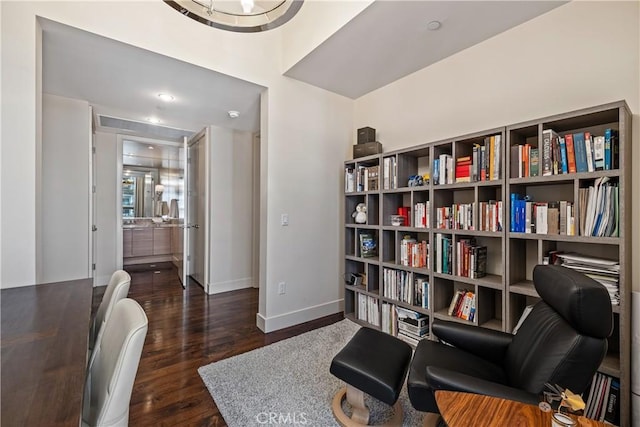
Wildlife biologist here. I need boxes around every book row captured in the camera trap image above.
[345,165,379,193]
[348,128,618,191]
[454,239,487,279]
[356,293,380,326]
[382,156,399,190]
[399,236,429,269]
[434,201,503,232]
[583,372,619,424]
[510,196,576,235]
[413,202,430,228]
[432,135,503,185]
[434,234,453,275]
[518,129,619,179]
[382,268,429,308]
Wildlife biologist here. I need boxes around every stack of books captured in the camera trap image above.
[395,307,429,347]
[556,253,619,305]
[455,156,472,183]
[447,290,476,321]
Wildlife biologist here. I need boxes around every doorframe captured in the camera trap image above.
[186,127,211,293]
[88,106,96,281]
[115,134,184,270]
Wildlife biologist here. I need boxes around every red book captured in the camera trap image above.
[455,165,471,175]
[565,133,577,173]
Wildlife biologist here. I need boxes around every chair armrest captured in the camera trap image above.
[426,366,540,406]
[432,319,513,365]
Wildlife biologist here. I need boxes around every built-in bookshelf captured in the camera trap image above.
[343,101,631,426]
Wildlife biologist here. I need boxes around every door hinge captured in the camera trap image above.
[187,255,191,261]
[92,146,96,154]
[92,263,96,271]
[92,184,96,193]
[92,225,97,232]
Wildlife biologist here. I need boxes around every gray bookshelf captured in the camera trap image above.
[343,101,631,426]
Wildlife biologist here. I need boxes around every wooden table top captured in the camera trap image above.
[436,390,607,427]
[1,278,94,427]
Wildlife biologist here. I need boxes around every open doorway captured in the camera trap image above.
[41,18,263,319]
[117,135,187,288]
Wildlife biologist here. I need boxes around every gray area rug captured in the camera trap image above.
[198,319,423,426]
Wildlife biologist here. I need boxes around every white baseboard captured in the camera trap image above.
[207,277,254,294]
[256,298,344,333]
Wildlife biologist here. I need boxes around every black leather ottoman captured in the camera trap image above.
[330,327,412,426]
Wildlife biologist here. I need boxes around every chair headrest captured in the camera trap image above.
[533,265,612,338]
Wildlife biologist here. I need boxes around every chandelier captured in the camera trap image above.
[165,0,304,32]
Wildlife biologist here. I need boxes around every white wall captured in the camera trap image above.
[281,0,372,72]
[1,1,354,332]
[40,93,90,283]
[94,131,118,286]
[1,3,39,287]
[208,126,254,293]
[354,1,640,289]
[259,78,353,331]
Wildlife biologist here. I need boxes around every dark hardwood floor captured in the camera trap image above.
[100,264,343,426]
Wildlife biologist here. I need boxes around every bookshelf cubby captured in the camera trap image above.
[343,101,632,426]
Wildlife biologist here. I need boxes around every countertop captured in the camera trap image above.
[123,219,182,229]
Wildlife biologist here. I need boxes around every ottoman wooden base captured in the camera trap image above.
[331,385,403,427]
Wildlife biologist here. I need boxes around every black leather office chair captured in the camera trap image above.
[407,265,613,416]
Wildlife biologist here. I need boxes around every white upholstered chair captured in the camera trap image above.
[90,270,131,352]
[82,298,148,427]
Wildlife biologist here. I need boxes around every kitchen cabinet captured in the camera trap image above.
[123,229,133,258]
[153,228,171,255]
[131,228,153,257]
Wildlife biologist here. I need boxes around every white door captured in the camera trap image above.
[185,128,209,290]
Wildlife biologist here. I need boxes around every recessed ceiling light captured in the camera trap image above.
[148,146,154,150]
[228,110,240,119]
[427,20,441,31]
[148,117,161,124]
[158,93,174,102]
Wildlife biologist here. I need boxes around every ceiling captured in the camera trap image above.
[285,1,565,99]
[41,18,265,138]
[41,1,566,138]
